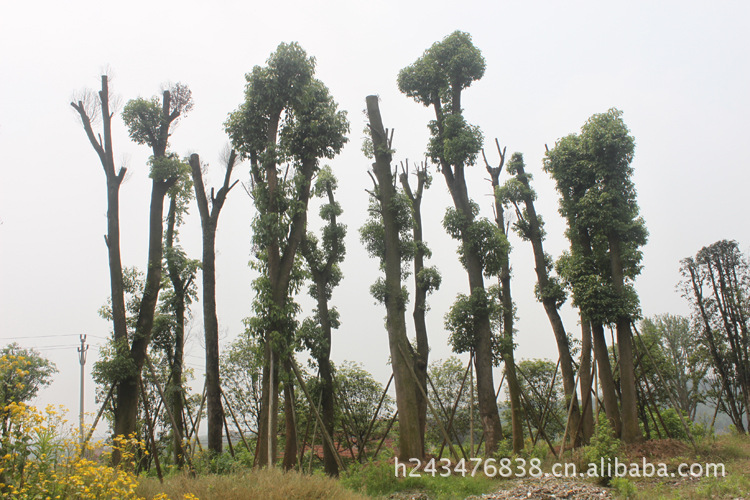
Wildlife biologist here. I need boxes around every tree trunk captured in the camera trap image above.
[366,95,423,459]
[256,348,280,466]
[282,370,298,470]
[202,227,223,455]
[114,178,171,461]
[607,235,643,443]
[71,74,127,403]
[486,157,523,454]
[190,152,237,455]
[400,168,429,455]
[579,319,595,443]
[313,272,339,476]
[592,322,622,435]
[165,196,186,467]
[510,159,581,444]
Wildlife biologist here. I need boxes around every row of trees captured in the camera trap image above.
[72,30,749,475]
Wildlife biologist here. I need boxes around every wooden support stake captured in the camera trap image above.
[438,356,473,460]
[398,343,460,461]
[139,378,163,483]
[372,411,398,461]
[221,389,252,453]
[357,373,393,462]
[145,356,195,474]
[80,383,115,457]
[290,359,346,471]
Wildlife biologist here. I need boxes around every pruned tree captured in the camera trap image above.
[482,144,525,453]
[225,43,349,467]
[152,164,199,466]
[398,30,508,455]
[111,83,193,458]
[299,166,346,476]
[361,95,422,459]
[189,149,239,455]
[399,160,441,452]
[545,109,647,443]
[681,240,750,432]
[495,151,582,444]
[71,75,128,396]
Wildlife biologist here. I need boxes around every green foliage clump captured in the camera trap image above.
[545,109,647,325]
[444,288,503,363]
[0,344,57,409]
[611,477,637,498]
[443,204,508,278]
[582,418,622,485]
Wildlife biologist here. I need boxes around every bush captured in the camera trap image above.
[611,477,637,498]
[582,418,622,485]
[0,402,146,499]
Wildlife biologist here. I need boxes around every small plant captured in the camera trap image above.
[611,477,637,498]
[582,418,622,485]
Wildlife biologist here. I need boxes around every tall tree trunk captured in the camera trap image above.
[592,322,622,435]
[579,319,595,443]
[202,227,224,455]
[486,152,524,453]
[314,273,338,476]
[115,178,172,459]
[71,74,128,392]
[282,369,298,470]
[366,95,423,459]
[400,166,429,454]
[256,355,280,465]
[607,235,643,443]
[504,156,581,445]
[436,155,503,455]
[165,196,186,467]
[576,227,621,435]
[190,152,237,455]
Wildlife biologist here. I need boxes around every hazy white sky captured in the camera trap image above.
[1,1,749,428]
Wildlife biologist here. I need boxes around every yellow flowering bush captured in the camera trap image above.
[0,402,152,499]
[0,402,201,499]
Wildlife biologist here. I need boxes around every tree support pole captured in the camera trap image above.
[372,411,398,461]
[633,325,696,451]
[557,360,583,459]
[533,359,560,445]
[398,344,460,461]
[357,373,393,462]
[80,383,115,457]
[221,389,252,453]
[474,370,506,453]
[426,371,468,460]
[139,378,163,483]
[145,356,195,474]
[438,355,473,460]
[290,359,346,471]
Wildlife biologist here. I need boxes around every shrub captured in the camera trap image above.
[0,402,146,499]
[611,477,637,498]
[582,418,622,485]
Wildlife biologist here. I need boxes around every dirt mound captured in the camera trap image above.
[624,439,690,460]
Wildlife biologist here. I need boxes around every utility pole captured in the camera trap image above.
[78,334,89,449]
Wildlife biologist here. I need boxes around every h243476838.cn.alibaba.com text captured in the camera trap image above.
[395,457,726,479]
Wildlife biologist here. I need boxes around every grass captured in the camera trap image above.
[134,434,750,499]
[339,459,496,499]
[609,433,750,499]
[137,467,368,500]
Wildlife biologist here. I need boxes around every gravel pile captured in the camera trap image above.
[473,476,612,499]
